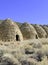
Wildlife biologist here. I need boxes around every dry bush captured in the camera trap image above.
[30,49,45,62]
[1,53,21,65]
[0,39,48,65]
[39,38,48,45]
[27,58,38,65]
[20,58,38,65]
[42,45,48,58]
[32,41,42,48]
[35,50,45,61]
[23,44,35,54]
[38,56,48,65]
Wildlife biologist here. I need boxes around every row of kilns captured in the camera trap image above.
[0,19,48,41]
[20,22,48,40]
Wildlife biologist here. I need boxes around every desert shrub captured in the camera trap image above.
[35,50,45,61]
[21,58,38,65]
[24,44,35,54]
[46,53,48,58]
[42,45,48,59]
[25,47,35,55]
[2,53,21,65]
[25,48,35,54]
[11,50,16,55]
[0,50,3,62]
[40,38,48,45]
[13,51,24,60]
[38,56,48,65]
[32,41,42,48]
[21,60,29,65]
[44,50,48,59]
[0,50,3,57]
[27,58,38,65]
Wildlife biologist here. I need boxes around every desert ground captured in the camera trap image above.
[0,38,48,65]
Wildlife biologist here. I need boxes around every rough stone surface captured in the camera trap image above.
[33,24,47,38]
[0,19,48,41]
[0,19,23,41]
[20,22,38,40]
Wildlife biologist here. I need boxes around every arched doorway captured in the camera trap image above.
[16,35,19,41]
[36,35,38,39]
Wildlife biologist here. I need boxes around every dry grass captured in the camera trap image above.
[0,38,48,65]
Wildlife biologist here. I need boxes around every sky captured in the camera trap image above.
[0,0,48,24]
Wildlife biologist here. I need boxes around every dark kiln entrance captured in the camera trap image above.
[36,35,38,39]
[16,35,19,41]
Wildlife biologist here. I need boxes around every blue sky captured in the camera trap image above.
[0,0,48,24]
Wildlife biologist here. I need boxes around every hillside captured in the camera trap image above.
[0,19,48,65]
